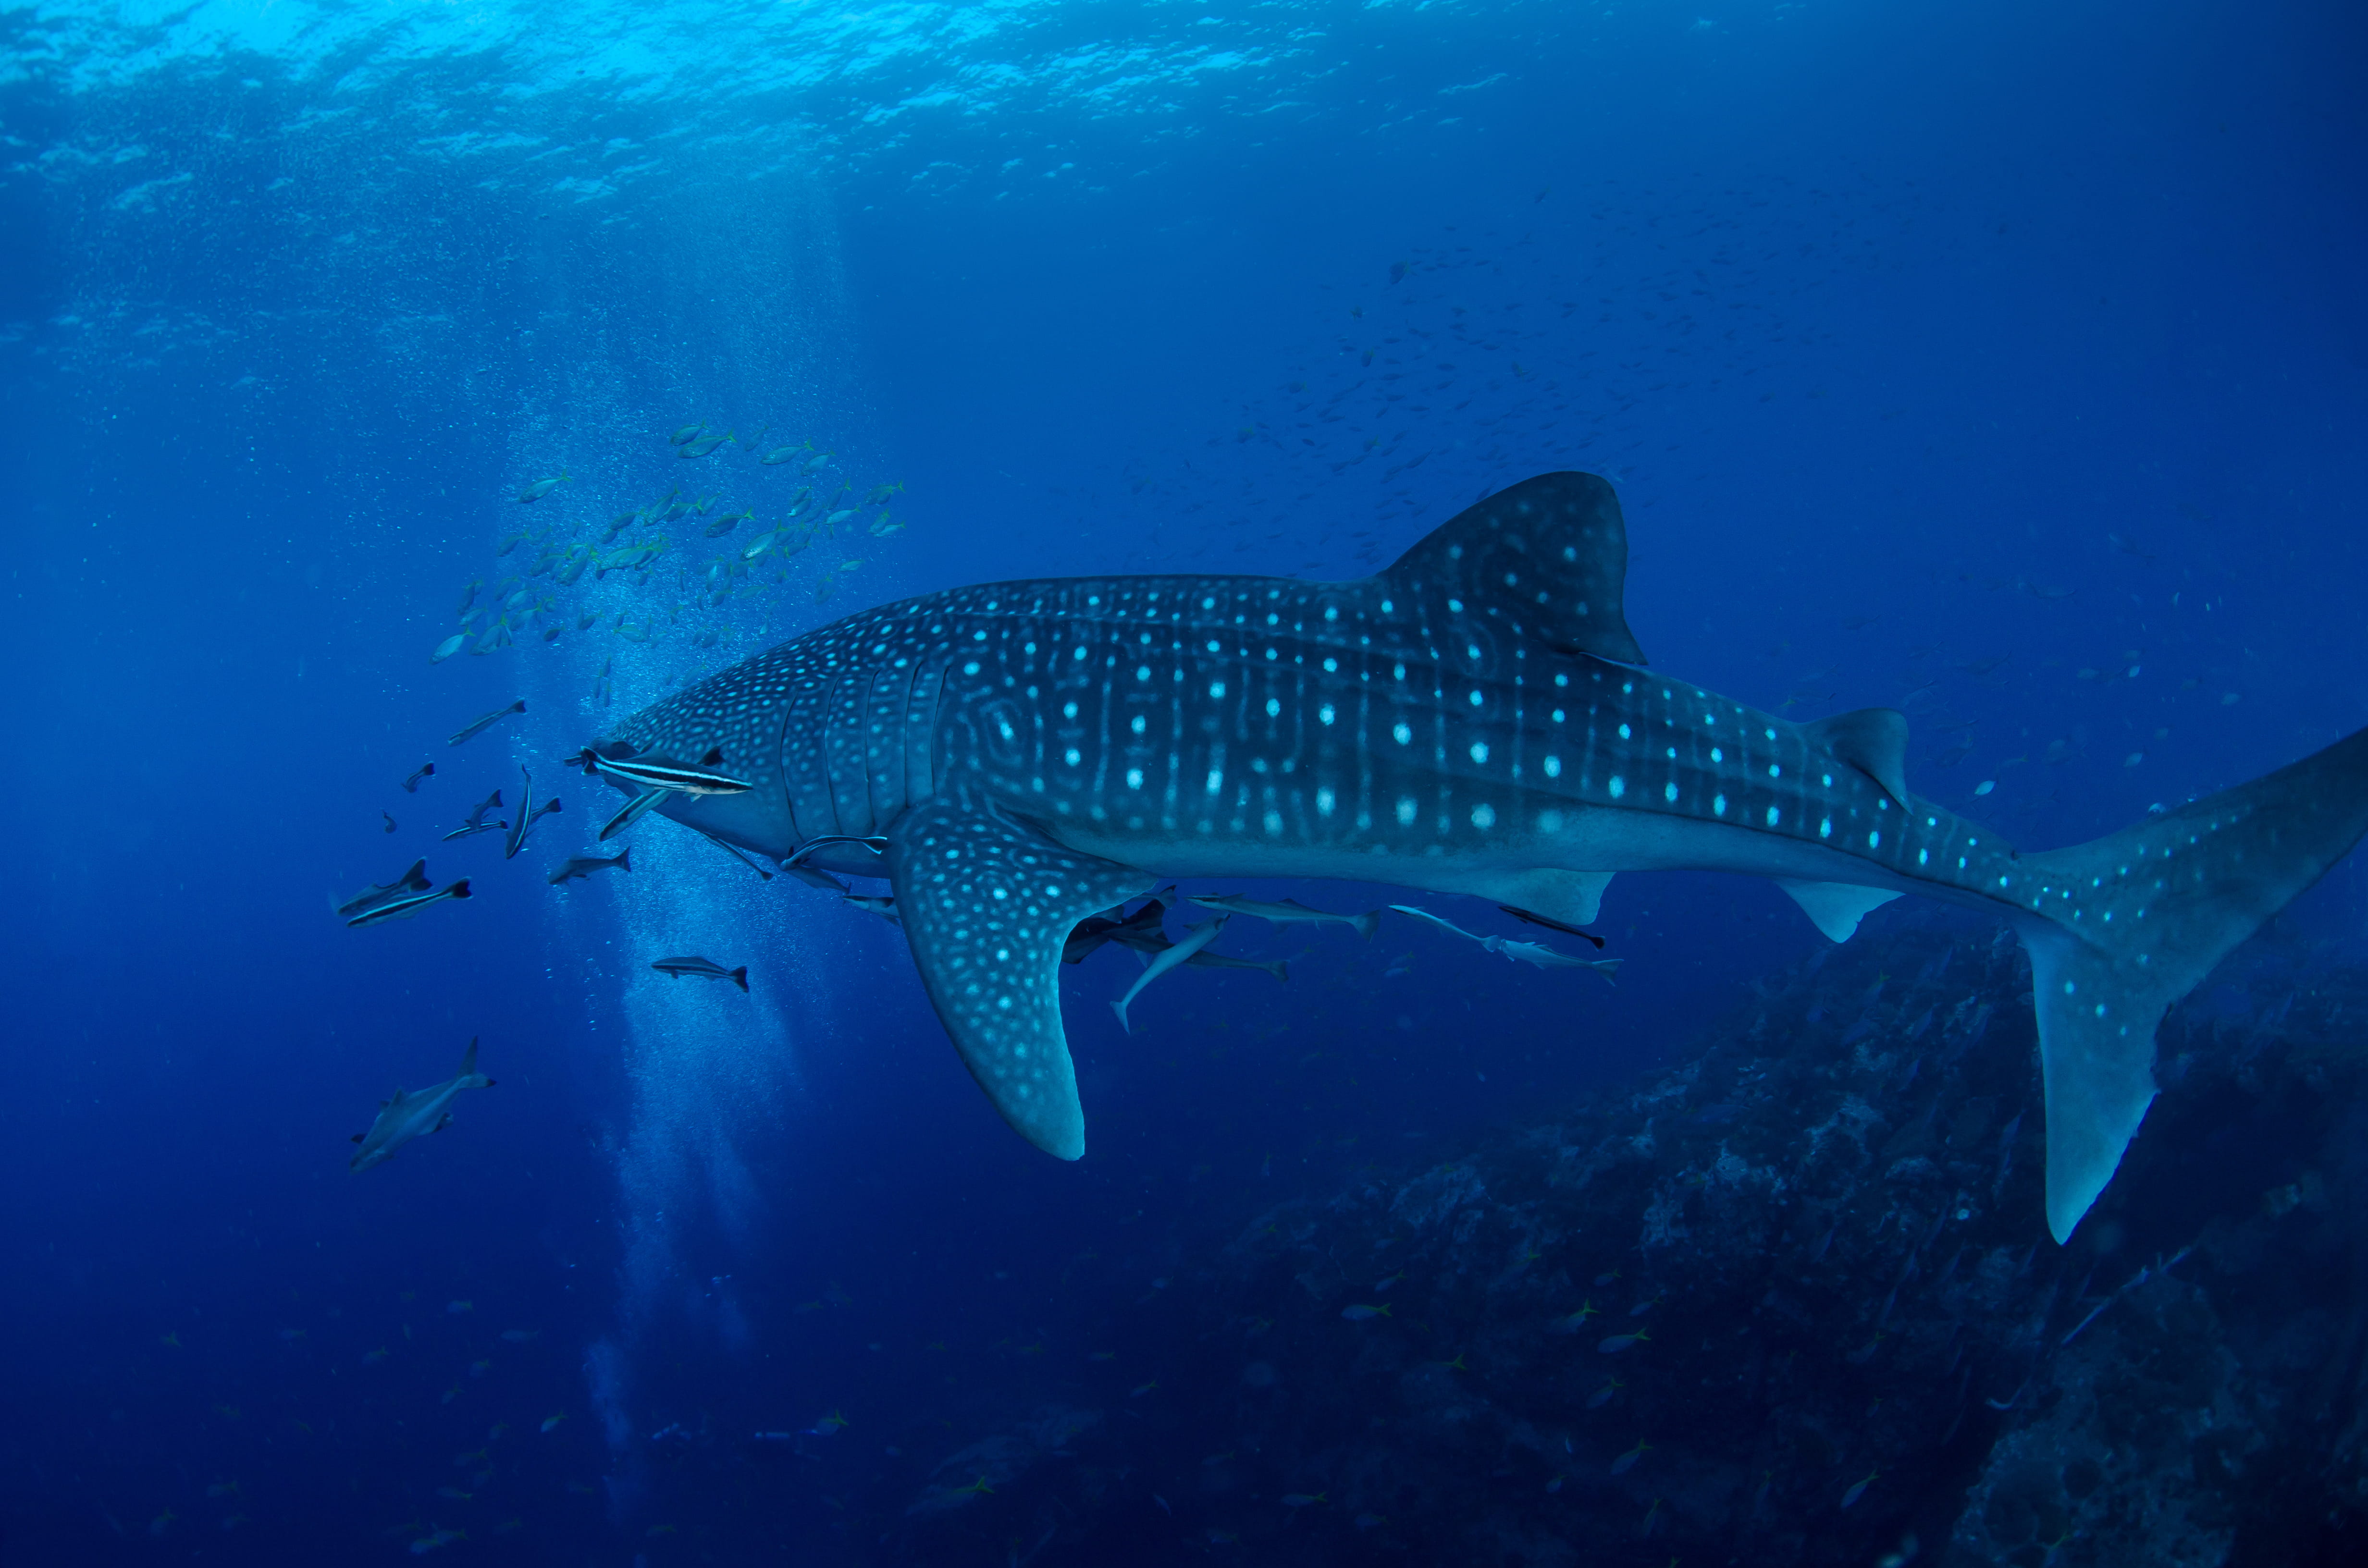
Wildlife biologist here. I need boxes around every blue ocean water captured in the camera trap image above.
[3,0,2365,1562]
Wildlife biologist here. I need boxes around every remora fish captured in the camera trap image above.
[449,700,526,747]
[442,789,506,841]
[345,879,471,928]
[651,956,749,991]
[1188,894,1379,940]
[348,1037,495,1172]
[584,470,2368,1240]
[1490,937,1620,981]
[1390,903,1621,981]
[336,859,431,919]
[582,746,753,796]
[548,849,630,884]
[1499,904,1608,948]
[1111,915,1230,1033]
[1062,899,1171,964]
[598,787,674,842]
[504,768,561,860]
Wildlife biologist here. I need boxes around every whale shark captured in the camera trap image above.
[589,471,2368,1240]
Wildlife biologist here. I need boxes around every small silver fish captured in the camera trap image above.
[345,879,472,929]
[678,429,734,458]
[516,474,568,503]
[651,956,748,991]
[548,849,630,885]
[448,700,526,748]
[842,894,899,922]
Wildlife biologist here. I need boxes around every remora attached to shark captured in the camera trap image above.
[590,472,2368,1240]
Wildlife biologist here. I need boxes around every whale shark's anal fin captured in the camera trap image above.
[1776,879,1902,942]
[887,793,1157,1160]
[2020,723,2368,1241]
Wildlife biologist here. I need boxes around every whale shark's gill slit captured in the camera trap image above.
[781,670,840,842]
[905,657,948,803]
[863,656,920,832]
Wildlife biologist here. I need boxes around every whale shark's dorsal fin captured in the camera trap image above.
[1803,708,1912,809]
[457,1036,478,1078]
[886,791,1156,1160]
[1381,471,1647,665]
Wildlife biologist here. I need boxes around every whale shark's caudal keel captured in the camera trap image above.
[592,472,2368,1241]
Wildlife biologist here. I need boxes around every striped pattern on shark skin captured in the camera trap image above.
[593,471,2368,1240]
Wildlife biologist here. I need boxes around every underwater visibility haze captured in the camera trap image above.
[4,0,2367,1563]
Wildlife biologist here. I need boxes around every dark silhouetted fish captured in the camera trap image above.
[337,859,431,919]
[345,879,471,929]
[448,699,525,748]
[651,956,748,991]
[548,849,630,885]
[348,1037,494,1173]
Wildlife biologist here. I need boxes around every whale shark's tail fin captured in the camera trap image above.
[2018,725,2368,1241]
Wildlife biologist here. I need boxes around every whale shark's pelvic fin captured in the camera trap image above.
[2020,724,2368,1241]
[1382,471,1647,665]
[887,792,1156,1160]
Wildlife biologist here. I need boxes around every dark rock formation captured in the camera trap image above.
[889,914,2368,1567]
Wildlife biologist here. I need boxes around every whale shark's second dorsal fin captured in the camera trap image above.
[457,1036,479,1078]
[1804,708,1912,809]
[1381,471,1647,665]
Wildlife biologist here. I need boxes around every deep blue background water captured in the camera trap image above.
[1,0,2363,1560]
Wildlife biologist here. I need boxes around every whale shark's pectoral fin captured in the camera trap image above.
[1776,879,1902,942]
[887,793,1157,1160]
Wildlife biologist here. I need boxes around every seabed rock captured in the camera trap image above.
[896,915,2368,1566]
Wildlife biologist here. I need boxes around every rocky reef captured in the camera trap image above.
[885,914,2368,1567]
